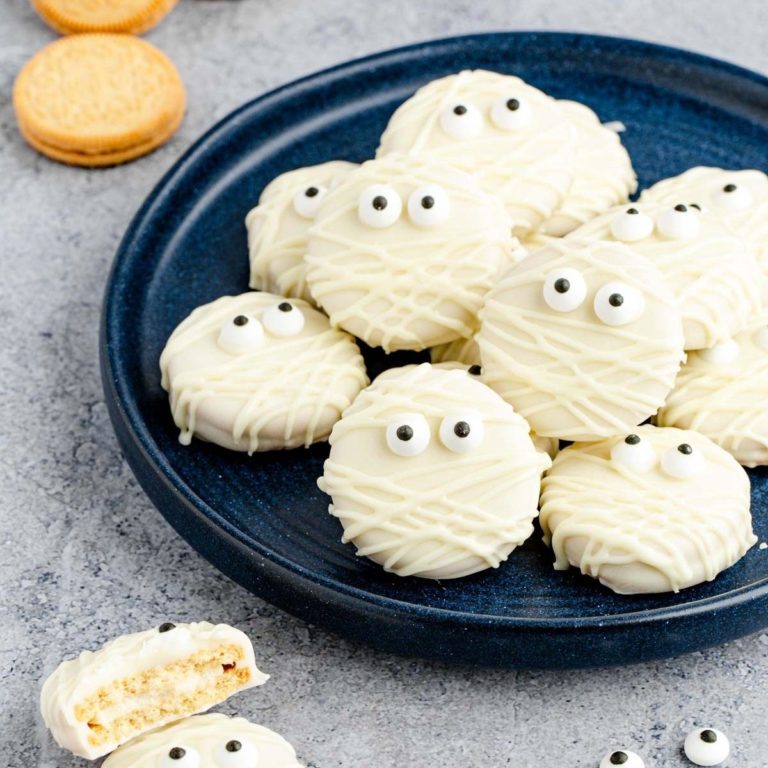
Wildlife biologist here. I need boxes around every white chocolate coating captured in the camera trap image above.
[245,161,357,303]
[477,239,685,441]
[318,363,550,579]
[430,335,480,367]
[103,714,302,768]
[376,70,577,236]
[160,293,368,452]
[305,154,517,352]
[567,201,763,349]
[41,623,267,759]
[656,320,768,466]
[540,425,755,594]
[541,100,637,236]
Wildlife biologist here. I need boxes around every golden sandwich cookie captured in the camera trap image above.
[31,0,178,35]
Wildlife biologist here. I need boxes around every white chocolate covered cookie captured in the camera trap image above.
[41,622,267,759]
[477,239,685,441]
[103,713,302,768]
[656,321,768,466]
[376,69,577,236]
[540,425,756,594]
[567,201,763,349]
[318,363,550,579]
[245,160,356,302]
[540,100,637,236]
[305,154,516,352]
[640,166,768,287]
[160,292,367,452]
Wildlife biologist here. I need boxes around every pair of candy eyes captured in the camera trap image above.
[217,303,304,354]
[439,97,533,139]
[611,435,703,479]
[543,270,645,326]
[601,728,729,768]
[158,740,257,768]
[610,203,706,242]
[386,413,484,456]
[356,184,450,229]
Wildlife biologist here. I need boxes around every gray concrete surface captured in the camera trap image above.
[1,1,767,766]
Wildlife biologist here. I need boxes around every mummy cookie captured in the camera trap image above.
[245,160,356,302]
[641,166,768,286]
[160,292,367,452]
[305,154,516,352]
[540,100,637,236]
[376,69,577,236]
[477,239,685,441]
[540,425,756,594]
[318,363,550,579]
[568,201,763,349]
[656,321,768,466]
[102,714,302,768]
[41,622,267,759]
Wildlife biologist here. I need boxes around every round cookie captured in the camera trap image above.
[31,0,178,35]
[540,425,756,594]
[656,321,768,466]
[159,292,368,452]
[245,161,357,303]
[567,201,763,349]
[640,166,768,288]
[14,35,185,167]
[102,714,302,768]
[376,69,577,236]
[478,239,685,441]
[305,154,517,352]
[540,100,637,236]
[318,363,550,579]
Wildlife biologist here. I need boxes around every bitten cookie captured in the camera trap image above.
[318,363,550,579]
[567,201,763,349]
[160,292,368,452]
[540,426,756,594]
[31,0,178,35]
[245,161,357,303]
[13,35,185,167]
[478,239,685,441]
[656,321,768,467]
[103,713,302,768]
[305,154,516,352]
[41,623,267,760]
[376,69,577,236]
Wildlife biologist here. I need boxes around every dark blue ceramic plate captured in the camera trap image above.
[101,32,768,668]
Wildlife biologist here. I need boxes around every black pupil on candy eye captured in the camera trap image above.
[372,195,388,211]
[723,184,737,193]
[701,730,717,743]
[233,315,248,326]
[554,278,570,294]
[610,753,628,765]
[453,105,467,115]
[159,622,175,632]
[421,196,435,209]
[626,208,639,214]
[454,421,471,438]
[678,443,693,455]
[625,434,640,445]
[305,186,319,198]
[690,203,701,210]
[506,98,520,111]
[469,364,482,376]
[169,748,185,760]
[609,293,624,307]
[674,203,688,212]
[396,425,413,442]
[278,302,292,312]
[226,740,242,752]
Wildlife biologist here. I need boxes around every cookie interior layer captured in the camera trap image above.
[40,622,267,759]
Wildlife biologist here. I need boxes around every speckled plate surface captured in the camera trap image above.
[101,32,768,668]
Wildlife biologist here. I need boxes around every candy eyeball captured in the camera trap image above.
[386,413,431,457]
[661,442,704,479]
[656,203,701,239]
[684,728,730,766]
[542,268,587,312]
[610,433,657,473]
[490,96,532,130]
[593,281,645,326]
[358,184,402,228]
[599,750,644,768]
[439,412,485,453]
[468,364,482,376]
[158,622,176,633]
[407,184,450,227]
[214,738,259,768]
[711,181,753,211]
[699,339,740,364]
[218,314,264,354]
[439,101,483,139]
[262,301,305,337]
[159,746,200,768]
[610,207,655,242]
[292,184,328,219]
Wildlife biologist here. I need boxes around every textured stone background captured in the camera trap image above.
[2,1,767,766]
